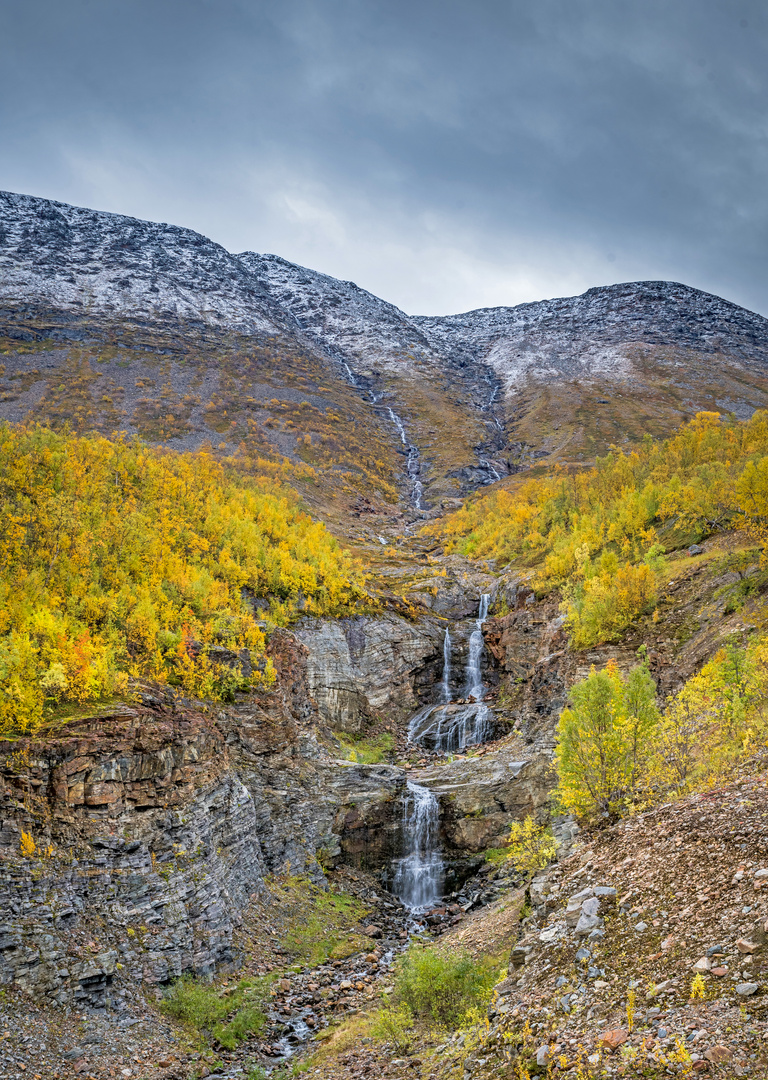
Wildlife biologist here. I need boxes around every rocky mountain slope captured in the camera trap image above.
[4,190,768,523]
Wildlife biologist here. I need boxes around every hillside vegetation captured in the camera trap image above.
[434,411,768,645]
[0,425,364,736]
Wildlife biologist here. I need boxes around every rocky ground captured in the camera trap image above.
[2,751,767,1080]
[0,864,465,1080]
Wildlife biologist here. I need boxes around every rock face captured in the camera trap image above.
[0,627,410,1008]
[294,614,445,731]
[415,750,554,854]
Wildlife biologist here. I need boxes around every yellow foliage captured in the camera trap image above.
[557,636,768,822]
[505,816,557,874]
[0,424,364,735]
[19,831,36,857]
[429,411,768,645]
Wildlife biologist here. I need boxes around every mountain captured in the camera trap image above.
[3,189,768,525]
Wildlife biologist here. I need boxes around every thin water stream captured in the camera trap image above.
[337,363,425,510]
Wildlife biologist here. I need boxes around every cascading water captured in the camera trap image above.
[387,406,424,509]
[440,629,452,704]
[391,780,444,911]
[465,594,490,699]
[408,595,494,752]
[327,360,425,510]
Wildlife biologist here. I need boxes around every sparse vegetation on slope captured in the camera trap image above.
[557,638,768,822]
[0,424,364,735]
[433,411,768,645]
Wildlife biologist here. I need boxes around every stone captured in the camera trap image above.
[575,913,602,936]
[736,938,760,954]
[688,544,704,555]
[593,886,617,897]
[710,967,728,977]
[754,868,768,878]
[599,1028,629,1051]
[535,1045,551,1066]
[704,1045,733,1063]
[571,887,596,904]
[565,900,584,928]
[363,924,382,938]
[692,957,712,972]
[581,897,601,917]
[735,982,758,996]
[634,921,648,932]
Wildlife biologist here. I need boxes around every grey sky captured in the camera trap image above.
[1,0,767,315]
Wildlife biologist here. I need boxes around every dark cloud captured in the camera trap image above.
[1,0,766,314]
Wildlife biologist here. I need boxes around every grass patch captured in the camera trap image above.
[271,875,374,965]
[483,846,510,864]
[160,973,273,1050]
[336,731,395,763]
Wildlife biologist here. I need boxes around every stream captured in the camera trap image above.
[257,596,498,1072]
[337,361,425,510]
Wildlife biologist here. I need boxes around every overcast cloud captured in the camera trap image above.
[1,0,767,315]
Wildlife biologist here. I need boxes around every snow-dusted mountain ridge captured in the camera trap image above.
[0,191,296,340]
[413,281,768,390]
[4,189,768,517]
[3,190,768,391]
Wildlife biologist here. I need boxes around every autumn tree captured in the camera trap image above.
[556,654,659,820]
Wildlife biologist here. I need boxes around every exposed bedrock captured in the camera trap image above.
[415,750,554,855]
[294,613,445,731]
[0,609,559,1009]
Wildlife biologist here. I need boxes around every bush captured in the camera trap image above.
[160,974,271,1049]
[337,731,395,763]
[160,975,232,1028]
[273,876,372,966]
[506,816,557,874]
[391,943,498,1029]
[371,1003,414,1052]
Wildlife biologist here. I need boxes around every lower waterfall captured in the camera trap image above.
[391,780,444,911]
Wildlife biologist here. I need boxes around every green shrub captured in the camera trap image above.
[160,974,272,1049]
[371,1003,414,1052]
[556,653,659,820]
[272,875,372,965]
[391,943,498,1029]
[337,732,395,763]
[160,975,232,1028]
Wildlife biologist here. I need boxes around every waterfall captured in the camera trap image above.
[391,780,443,911]
[465,593,490,700]
[387,407,424,510]
[408,595,493,752]
[440,629,452,703]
